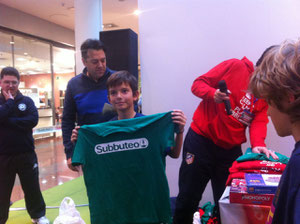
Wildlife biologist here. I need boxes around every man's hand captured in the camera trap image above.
[214,89,230,104]
[252,146,279,160]
[2,90,14,101]
[71,126,80,143]
[67,158,82,172]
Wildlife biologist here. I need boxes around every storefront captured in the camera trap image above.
[0,27,75,138]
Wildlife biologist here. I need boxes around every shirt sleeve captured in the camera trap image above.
[249,99,268,148]
[62,81,77,159]
[191,59,238,100]
[0,99,14,122]
[6,97,38,130]
[72,128,86,166]
[293,185,300,223]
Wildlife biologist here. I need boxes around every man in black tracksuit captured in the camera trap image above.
[0,67,49,224]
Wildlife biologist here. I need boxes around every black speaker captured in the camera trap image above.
[100,29,138,79]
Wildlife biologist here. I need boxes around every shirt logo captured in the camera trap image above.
[18,103,26,111]
[95,138,149,155]
[185,152,195,165]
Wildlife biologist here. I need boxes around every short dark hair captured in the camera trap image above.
[80,39,106,60]
[256,45,278,67]
[107,71,138,93]
[1,66,20,80]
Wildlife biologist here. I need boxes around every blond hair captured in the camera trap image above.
[250,40,300,122]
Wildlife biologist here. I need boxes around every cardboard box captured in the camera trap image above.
[230,179,274,205]
[245,174,281,194]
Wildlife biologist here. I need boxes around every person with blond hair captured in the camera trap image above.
[249,40,300,224]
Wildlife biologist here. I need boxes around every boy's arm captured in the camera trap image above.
[168,110,186,158]
[168,131,184,158]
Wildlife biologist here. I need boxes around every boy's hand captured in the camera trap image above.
[172,109,186,134]
[67,158,82,172]
[71,126,80,143]
[252,146,279,160]
[2,90,14,101]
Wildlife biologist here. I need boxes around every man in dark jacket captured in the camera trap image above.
[62,39,116,171]
[0,67,49,224]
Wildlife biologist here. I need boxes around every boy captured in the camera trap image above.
[249,40,300,223]
[0,67,49,224]
[71,70,186,157]
[71,70,186,224]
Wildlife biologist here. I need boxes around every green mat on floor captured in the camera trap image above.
[7,176,90,224]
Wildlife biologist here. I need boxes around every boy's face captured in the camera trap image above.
[0,75,19,97]
[267,102,292,137]
[108,82,139,113]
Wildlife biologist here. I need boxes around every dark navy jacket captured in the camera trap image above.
[0,91,38,154]
[268,141,300,223]
[62,67,116,159]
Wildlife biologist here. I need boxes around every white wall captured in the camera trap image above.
[0,3,74,45]
[139,0,300,204]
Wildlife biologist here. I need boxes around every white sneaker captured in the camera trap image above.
[31,216,50,224]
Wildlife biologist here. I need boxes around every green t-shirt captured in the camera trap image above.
[72,112,175,224]
[236,147,290,164]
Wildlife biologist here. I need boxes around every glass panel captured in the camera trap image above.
[13,35,54,136]
[0,31,13,69]
[53,46,75,124]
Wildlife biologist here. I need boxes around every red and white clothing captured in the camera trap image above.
[191,57,268,149]
[173,57,269,224]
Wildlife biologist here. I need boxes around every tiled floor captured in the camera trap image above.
[11,135,81,202]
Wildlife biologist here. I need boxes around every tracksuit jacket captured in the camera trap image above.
[62,67,115,159]
[0,91,38,154]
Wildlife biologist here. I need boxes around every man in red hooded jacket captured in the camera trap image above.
[173,54,278,224]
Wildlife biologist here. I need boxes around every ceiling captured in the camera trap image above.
[0,0,138,75]
[0,0,139,33]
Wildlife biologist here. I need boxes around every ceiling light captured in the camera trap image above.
[133,9,141,16]
[103,23,118,29]
[16,57,26,61]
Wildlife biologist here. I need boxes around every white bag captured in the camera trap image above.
[193,211,201,224]
[53,197,86,224]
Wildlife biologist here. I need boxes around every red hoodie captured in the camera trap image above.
[190,57,268,149]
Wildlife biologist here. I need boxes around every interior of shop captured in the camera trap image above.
[0,30,75,137]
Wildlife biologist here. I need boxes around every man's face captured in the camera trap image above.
[82,49,106,81]
[267,102,292,137]
[0,75,19,97]
[108,83,139,113]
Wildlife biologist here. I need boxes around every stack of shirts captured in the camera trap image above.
[226,148,289,206]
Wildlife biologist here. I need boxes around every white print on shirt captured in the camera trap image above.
[231,93,254,126]
[95,138,149,155]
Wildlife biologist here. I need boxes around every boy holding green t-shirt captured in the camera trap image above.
[71,70,186,224]
[71,70,186,157]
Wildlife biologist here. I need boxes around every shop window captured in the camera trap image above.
[0,30,75,138]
